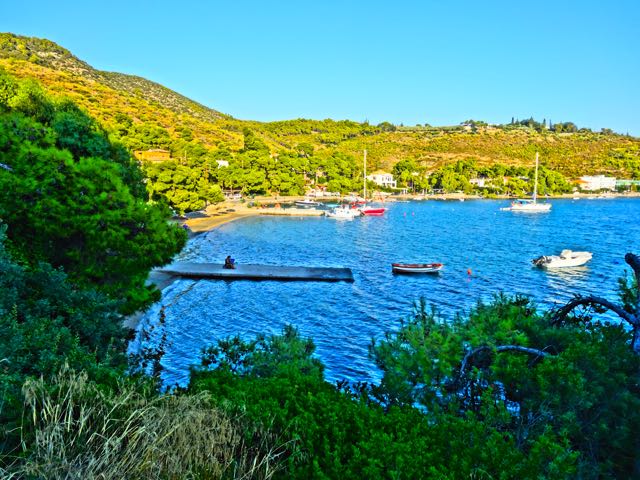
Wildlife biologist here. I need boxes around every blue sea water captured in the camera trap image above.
[133,198,640,387]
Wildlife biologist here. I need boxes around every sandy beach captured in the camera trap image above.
[182,191,640,234]
[185,205,257,233]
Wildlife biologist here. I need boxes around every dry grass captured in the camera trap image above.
[4,367,281,479]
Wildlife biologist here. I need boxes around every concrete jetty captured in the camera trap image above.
[157,262,354,282]
[258,207,324,216]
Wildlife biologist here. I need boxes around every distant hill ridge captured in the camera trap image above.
[0,32,228,123]
[0,32,639,179]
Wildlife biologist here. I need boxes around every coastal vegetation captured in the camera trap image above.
[1,33,640,213]
[0,70,186,313]
[1,33,640,479]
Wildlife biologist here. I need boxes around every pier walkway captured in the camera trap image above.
[156,262,354,282]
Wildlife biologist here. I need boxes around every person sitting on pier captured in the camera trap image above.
[223,255,236,269]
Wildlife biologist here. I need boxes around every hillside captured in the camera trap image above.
[0,32,639,181]
[0,33,227,123]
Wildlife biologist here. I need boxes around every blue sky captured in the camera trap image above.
[2,0,639,135]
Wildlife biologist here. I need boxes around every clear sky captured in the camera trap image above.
[2,0,639,135]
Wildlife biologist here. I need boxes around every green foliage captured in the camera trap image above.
[122,122,172,151]
[242,127,270,154]
[1,35,639,479]
[426,159,572,195]
[0,226,127,454]
[2,33,639,193]
[371,295,640,478]
[0,71,186,313]
[618,272,639,315]
[191,325,578,479]
[6,77,55,123]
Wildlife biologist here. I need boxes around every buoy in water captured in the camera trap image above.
[467,268,472,276]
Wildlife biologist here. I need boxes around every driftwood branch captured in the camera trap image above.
[458,345,551,378]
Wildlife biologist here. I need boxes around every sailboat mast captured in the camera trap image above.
[533,152,539,203]
[363,149,367,200]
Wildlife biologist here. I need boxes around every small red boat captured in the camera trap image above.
[392,263,443,274]
[361,207,386,216]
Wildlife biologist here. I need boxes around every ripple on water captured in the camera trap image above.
[132,199,640,387]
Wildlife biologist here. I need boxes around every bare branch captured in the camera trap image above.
[459,345,551,378]
[552,295,637,326]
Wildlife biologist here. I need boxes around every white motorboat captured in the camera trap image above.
[295,198,320,207]
[325,205,361,219]
[502,153,551,213]
[532,250,593,268]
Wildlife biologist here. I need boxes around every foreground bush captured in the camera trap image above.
[370,295,640,478]
[190,326,577,479]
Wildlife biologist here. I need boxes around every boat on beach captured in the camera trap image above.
[392,263,444,274]
[532,250,592,268]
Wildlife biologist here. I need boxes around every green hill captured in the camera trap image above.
[1,32,639,209]
[0,33,227,123]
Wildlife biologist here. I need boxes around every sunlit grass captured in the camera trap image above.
[5,367,282,479]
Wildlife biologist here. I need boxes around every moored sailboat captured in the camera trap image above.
[360,149,387,216]
[502,152,551,213]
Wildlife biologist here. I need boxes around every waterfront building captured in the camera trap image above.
[578,175,617,191]
[470,177,489,188]
[367,171,397,189]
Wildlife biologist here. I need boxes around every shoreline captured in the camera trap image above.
[178,190,640,243]
[128,192,639,330]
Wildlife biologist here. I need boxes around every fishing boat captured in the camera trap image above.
[532,250,592,268]
[501,152,551,213]
[360,207,386,216]
[295,198,320,207]
[325,205,361,219]
[392,263,444,274]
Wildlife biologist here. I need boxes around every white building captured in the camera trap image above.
[578,175,617,191]
[367,171,397,188]
[470,177,488,188]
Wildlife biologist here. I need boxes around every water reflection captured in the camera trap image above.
[543,265,590,283]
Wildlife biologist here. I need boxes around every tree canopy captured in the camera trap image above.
[0,70,186,313]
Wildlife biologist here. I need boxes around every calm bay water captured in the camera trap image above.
[133,198,640,387]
